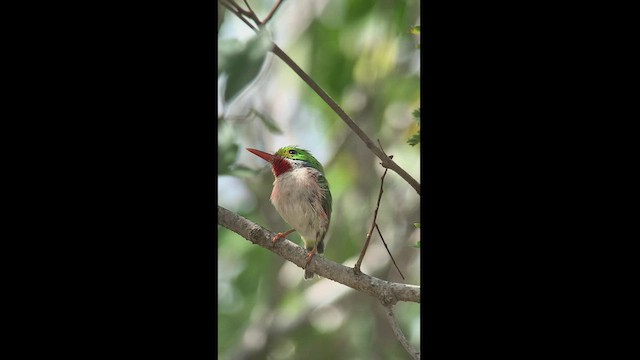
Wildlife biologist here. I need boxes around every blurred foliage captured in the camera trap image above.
[407,107,420,146]
[218,30,272,103]
[218,0,420,359]
[409,25,420,48]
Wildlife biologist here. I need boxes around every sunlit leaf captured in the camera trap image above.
[413,223,420,228]
[408,108,420,146]
[409,26,420,49]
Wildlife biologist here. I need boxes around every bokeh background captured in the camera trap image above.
[218,0,420,358]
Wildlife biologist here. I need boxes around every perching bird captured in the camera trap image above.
[247,145,332,280]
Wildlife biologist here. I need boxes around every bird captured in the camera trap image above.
[247,145,332,280]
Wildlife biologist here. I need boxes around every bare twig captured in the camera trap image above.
[376,223,405,280]
[218,205,420,304]
[381,303,420,360]
[241,0,261,25]
[261,0,285,25]
[221,0,285,28]
[219,0,421,195]
[242,0,254,13]
[219,0,258,30]
[355,140,405,278]
[354,166,388,274]
[220,0,240,12]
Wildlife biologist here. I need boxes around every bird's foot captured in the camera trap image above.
[272,229,296,246]
[304,247,318,269]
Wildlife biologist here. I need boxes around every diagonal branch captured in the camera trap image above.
[375,223,405,280]
[270,44,421,195]
[218,205,420,304]
[381,303,420,360]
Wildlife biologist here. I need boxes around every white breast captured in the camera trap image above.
[270,167,328,246]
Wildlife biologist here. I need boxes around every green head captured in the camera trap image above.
[274,146,325,173]
[247,145,326,177]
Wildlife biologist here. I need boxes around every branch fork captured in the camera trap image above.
[218,205,420,304]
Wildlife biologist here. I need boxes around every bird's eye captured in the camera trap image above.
[289,149,297,155]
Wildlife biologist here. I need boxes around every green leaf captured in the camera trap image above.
[250,108,282,134]
[408,108,420,146]
[413,223,420,228]
[218,30,273,103]
[409,26,421,49]
[217,39,242,75]
[407,130,420,146]
[411,241,421,248]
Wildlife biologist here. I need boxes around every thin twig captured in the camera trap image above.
[219,0,258,31]
[222,0,285,28]
[354,166,388,274]
[381,303,420,360]
[261,0,285,25]
[241,0,262,25]
[354,140,404,277]
[220,0,240,12]
[218,205,420,304]
[375,224,404,280]
[242,0,254,13]
[373,139,404,279]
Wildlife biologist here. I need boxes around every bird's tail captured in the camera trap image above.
[303,239,324,280]
[304,269,315,280]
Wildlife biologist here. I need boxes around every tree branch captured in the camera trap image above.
[381,303,420,360]
[218,205,420,304]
